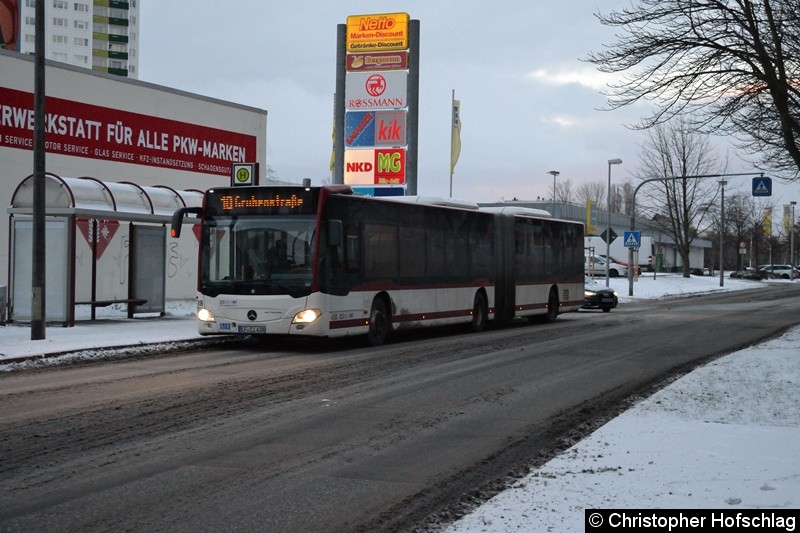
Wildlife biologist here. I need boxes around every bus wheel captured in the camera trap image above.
[470,291,488,333]
[543,288,559,323]
[367,298,390,347]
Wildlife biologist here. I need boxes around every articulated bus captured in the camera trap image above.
[171,185,584,346]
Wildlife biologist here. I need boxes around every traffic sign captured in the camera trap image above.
[752,177,772,197]
[600,228,617,244]
[624,231,641,248]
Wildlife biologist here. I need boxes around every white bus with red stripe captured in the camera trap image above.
[171,185,584,346]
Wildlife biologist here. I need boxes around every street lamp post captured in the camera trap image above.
[606,159,622,287]
[718,180,727,287]
[791,201,797,280]
[547,170,560,203]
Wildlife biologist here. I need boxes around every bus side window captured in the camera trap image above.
[344,224,360,273]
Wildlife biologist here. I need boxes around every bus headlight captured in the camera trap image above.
[197,308,215,322]
[292,308,321,324]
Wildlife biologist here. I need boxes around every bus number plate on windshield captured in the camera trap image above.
[238,325,266,334]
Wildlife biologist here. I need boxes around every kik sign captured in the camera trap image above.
[344,148,406,185]
[345,110,406,147]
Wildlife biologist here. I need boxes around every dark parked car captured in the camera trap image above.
[582,275,618,312]
[730,268,762,280]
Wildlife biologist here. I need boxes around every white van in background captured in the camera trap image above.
[585,235,654,271]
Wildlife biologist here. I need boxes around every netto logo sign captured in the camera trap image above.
[346,12,409,52]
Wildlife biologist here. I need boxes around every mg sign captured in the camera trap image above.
[344,148,406,185]
[375,148,405,183]
[345,71,407,110]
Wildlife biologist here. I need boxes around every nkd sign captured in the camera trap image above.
[345,110,406,147]
[344,148,406,185]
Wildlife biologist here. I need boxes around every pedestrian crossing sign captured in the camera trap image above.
[752,177,772,197]
[624,231,641,248]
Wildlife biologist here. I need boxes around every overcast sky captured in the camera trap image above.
[138,1,800,207]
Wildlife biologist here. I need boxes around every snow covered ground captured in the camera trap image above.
[447,275,800,532]
[1,274,799,531]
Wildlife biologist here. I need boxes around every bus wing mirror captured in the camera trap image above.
[170,207,202,238]
[327,219,343,247]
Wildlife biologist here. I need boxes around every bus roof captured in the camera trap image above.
[479,205,552,217]
[377,195,481,210]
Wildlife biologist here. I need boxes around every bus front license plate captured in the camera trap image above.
[238,325,266,334]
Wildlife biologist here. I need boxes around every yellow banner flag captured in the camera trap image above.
[450,99,461,174]
[763,207,772,237]
[585,200,598,235]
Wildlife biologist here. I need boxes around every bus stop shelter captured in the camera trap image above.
[6,173,202,326]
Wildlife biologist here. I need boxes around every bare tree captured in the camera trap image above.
[620,179,637,216]
[576,181,606,206]
[609,183,626,214]
[637,118,722,276]
[720,193,772,270]
[555,179,574,204]
[587,0,800,179]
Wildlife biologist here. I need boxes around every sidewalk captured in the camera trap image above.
[0,300,202,367]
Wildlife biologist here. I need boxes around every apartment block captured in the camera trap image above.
[15,0,139,78]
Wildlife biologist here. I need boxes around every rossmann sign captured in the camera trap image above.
[0,87,257,176]
[346,12,409,52]
[345,71,407,110]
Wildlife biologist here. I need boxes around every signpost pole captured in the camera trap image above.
[719,180,727,287]
[32,0,46,340]
[606,159,622,287]
[333,24,346,185]
[406,19,419,195]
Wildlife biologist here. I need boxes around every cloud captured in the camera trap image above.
[525,66,617,91]
[541,115,578,128]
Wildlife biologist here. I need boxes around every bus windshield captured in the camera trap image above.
[200,215,316,297]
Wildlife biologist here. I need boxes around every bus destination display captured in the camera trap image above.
[207,188,317,215]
